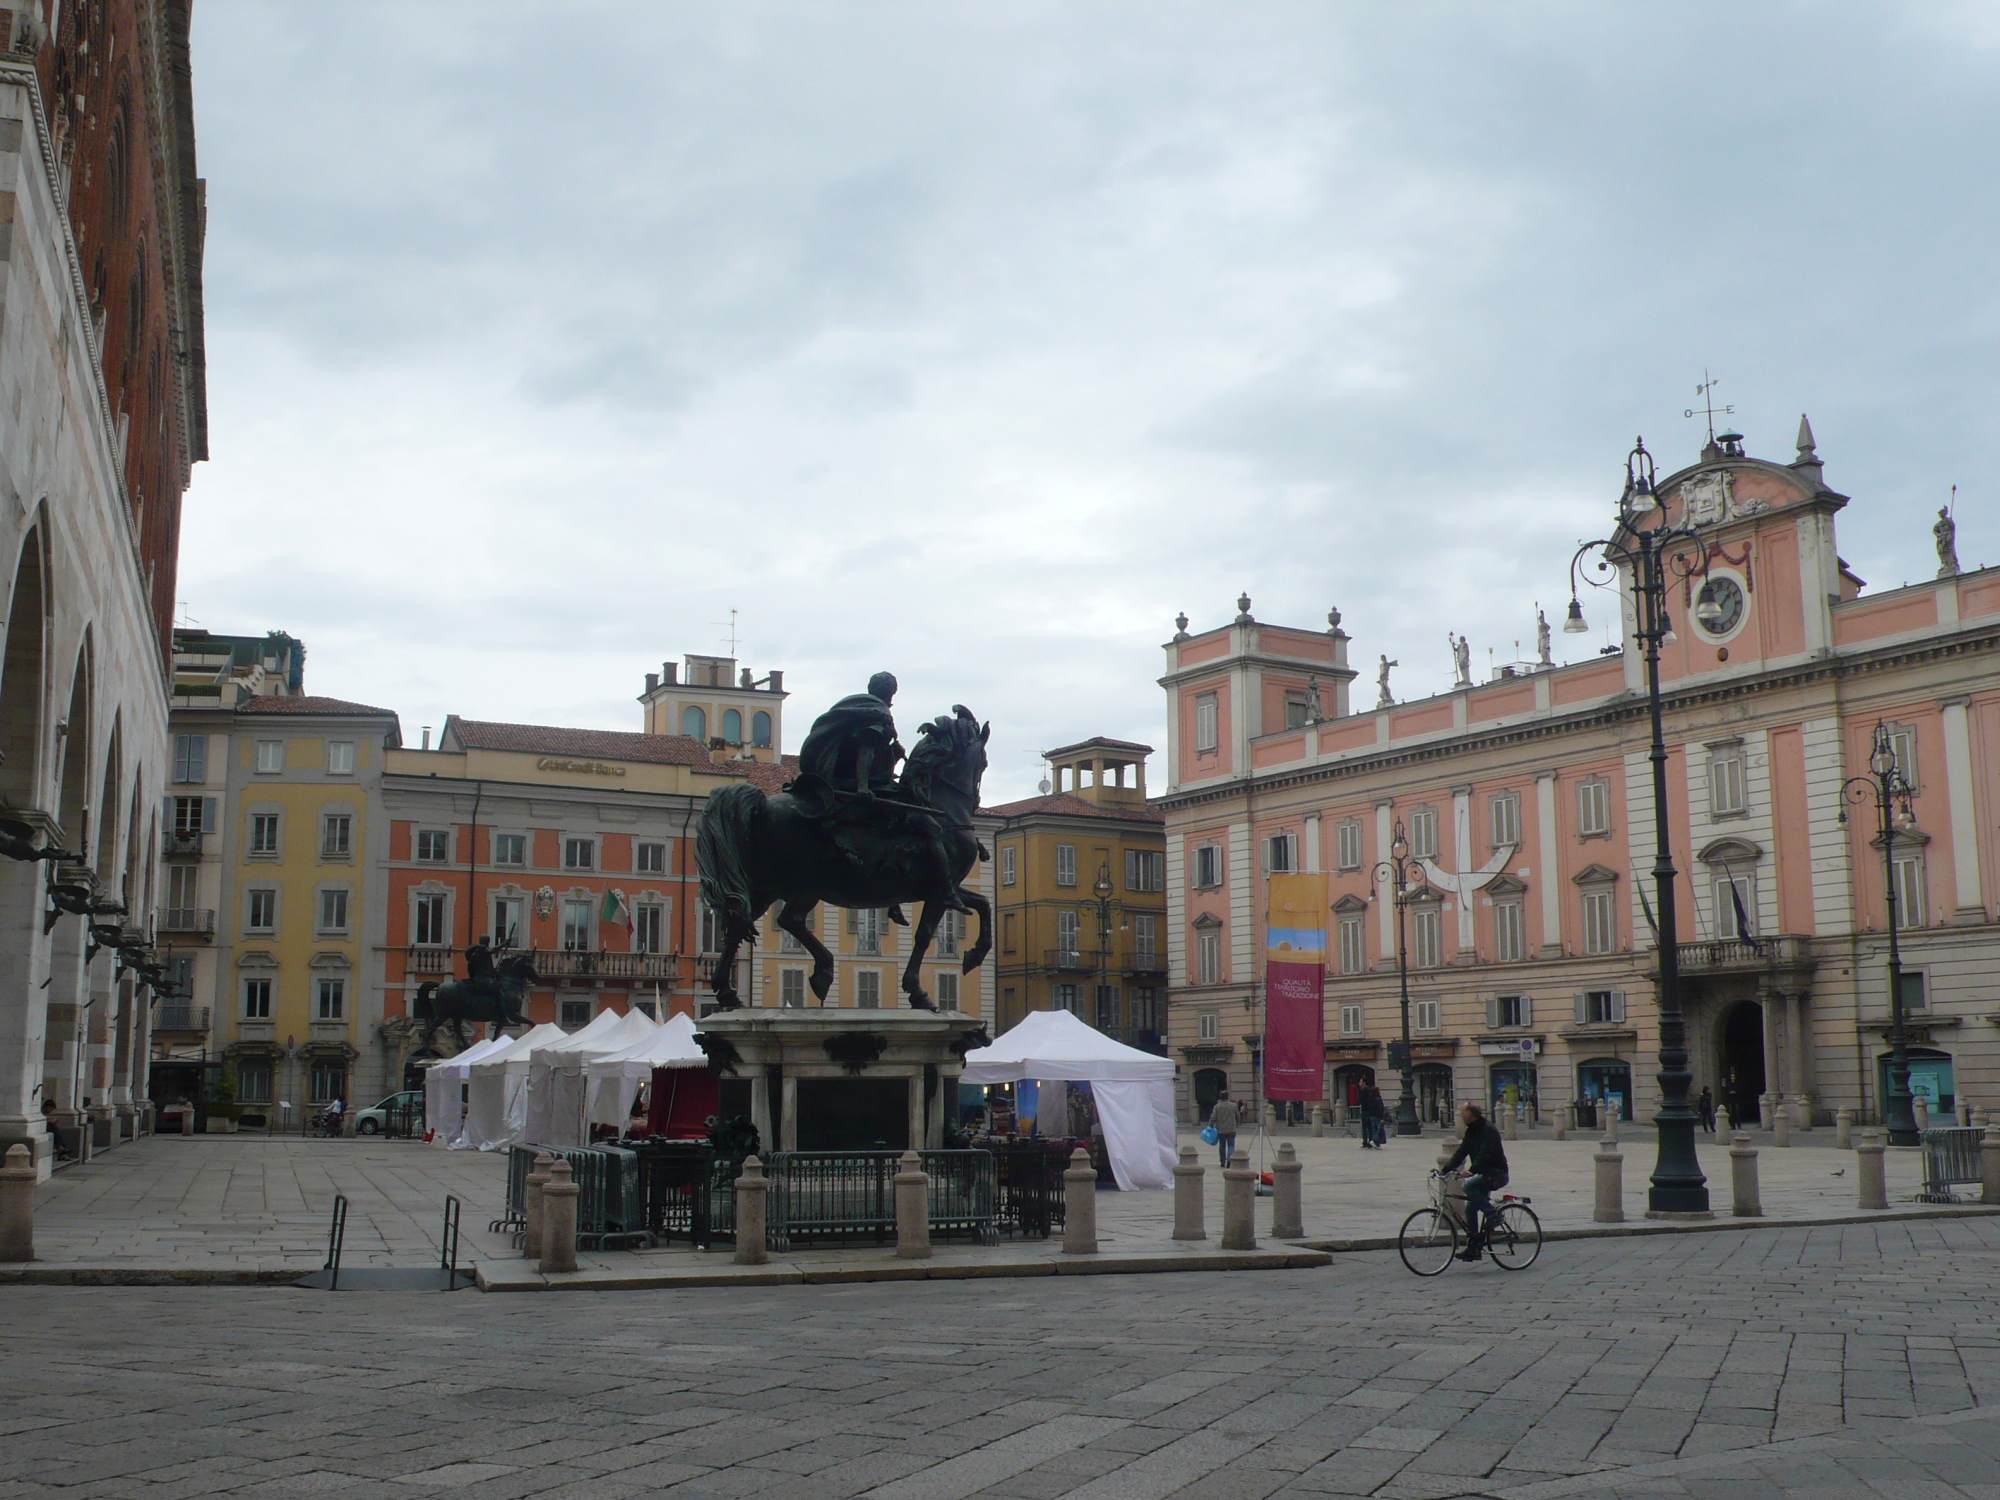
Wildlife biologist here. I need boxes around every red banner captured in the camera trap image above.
[1265,960,1325,1100]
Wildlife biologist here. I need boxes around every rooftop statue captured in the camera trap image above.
[697,677,992,1011]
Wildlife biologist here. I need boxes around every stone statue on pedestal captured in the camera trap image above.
[1936,504,1960,578]
[1376,654,1396,708]
[1448,632,1471,688]
[1536,607,1552,667]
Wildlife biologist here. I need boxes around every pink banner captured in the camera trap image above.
[1264,960,1325,1101]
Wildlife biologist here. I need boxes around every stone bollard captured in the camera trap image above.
[1973,1105,1988,1131]
[1983,1124,2000,1206]
[0,1144,35,1262]
[1595,1099,1607,1134]
[180,1108,194,1137]
[1553,1110,1568,1142]
[1062,1147,1098,1254]
[1499,1107,1513,1141]
[1772,1109,1790,1148]
[1221,1161,1257,1250]
[538,1158,579,1273]
[1913,1096,1930,1134]
[1835,1107,1854,1150]
[1593,1137,1624,1224]
[1729,1133,1762,1218]
[1310,1106,1325,1139]
[1856,1132,1889,1211]
[894,1149,930,1260]
[1172,1146,1206,1240]
[523,1152,553,1258]
[1435,1140,1458,1175]
[734,1155,770,1265]
[1272,1142,1304,1239]
[1334,1098,1348,1128]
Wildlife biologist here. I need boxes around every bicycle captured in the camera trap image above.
[1397,1170,1542,1275]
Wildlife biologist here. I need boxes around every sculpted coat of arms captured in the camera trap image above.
[1678,470,1733,526]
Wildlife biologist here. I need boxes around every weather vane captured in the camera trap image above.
[1683,369,1735,446]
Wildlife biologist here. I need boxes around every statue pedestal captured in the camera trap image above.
[699,1008,981,1154]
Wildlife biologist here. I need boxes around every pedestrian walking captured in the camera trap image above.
[1698,1086,1717,1134]
[1360,1080,1386,1148]
[1207,1090,1239,1168]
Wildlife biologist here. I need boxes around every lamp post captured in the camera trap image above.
[1086,864,1129,1039]
[1370,821,1427,1137]
[1565,436,1715,1214]
[1840,723,1920,1145]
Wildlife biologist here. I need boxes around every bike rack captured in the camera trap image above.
[322,1193,349,1291]
[440,1195,462,1289]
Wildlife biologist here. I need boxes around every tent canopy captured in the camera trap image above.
[960,1008,1172,1085]
[525,1007,631,1062]
[588,1012,706,1074]
[426,1035,509,1078]
[469,1022,568,1075]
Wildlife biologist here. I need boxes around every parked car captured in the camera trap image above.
[354,1090,423,1135]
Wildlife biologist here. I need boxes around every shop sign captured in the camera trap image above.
[1479,1039,1538,1057]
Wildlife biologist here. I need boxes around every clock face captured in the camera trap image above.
[1695,577,1745,637]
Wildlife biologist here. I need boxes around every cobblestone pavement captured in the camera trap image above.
[6,1217,2000,1497]
[22,1128,1948,1273]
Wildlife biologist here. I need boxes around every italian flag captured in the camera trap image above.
[600,889,631,927]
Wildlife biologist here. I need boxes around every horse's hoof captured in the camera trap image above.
[907,992,936,1012]
[713,994,743,1012]
[961,952,984,975]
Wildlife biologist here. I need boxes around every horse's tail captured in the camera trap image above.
[696,783,766,928]
[413,982,437,1025]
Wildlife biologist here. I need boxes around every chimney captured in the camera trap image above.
[644,671,660,693]
[421,726,432,751]
[768,669,783,692]
[740,667,753,688]
[662,662,678,686]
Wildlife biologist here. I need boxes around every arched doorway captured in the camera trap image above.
[1332,1064,1375,1116]
[1719,1000,1765,1125]
[1578,1058,1633,1121]
[1878,1047,1955,1117]
[1192,1067,1227,1119]
[0,523,47,808]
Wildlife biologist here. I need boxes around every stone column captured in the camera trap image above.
[1856,1132,1889,1211]
[523,1152,552,1258]
[0,1144,34,1261]
[1758,990,1780,1126]
[894,1150,930,1259]
[1271,1142,1303,1239]
[778,1073,798,1153]
[750,1069,773,1157]
[1729,1133,1761,1217]
[1788,992,1811,1130]
[1172,1145,1205,1240]
[1982,1124,2000,1205]
[1835,1107,1854,1149]
[1593,1137,1624,1224]
[1221,1161,1257,1250]
[1553,1111,1567,1142]
[734,1155,769,1265]
[1062,1147,1097,1254]
[1310,1106,1325,1138]
[538,1158,579,1273]
[0,858,55,1177]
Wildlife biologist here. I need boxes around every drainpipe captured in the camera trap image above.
[464,781,483,955]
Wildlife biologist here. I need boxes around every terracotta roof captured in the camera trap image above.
[445,717,801,786]
[982,791,1164,824]
[238,695,397,718]
[1044,735,1154,759]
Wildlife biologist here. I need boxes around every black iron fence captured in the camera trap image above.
[983,1140,1070,1239]
[383,1095,425,1140]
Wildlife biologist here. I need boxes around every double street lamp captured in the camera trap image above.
[1084,863,1129,1035]
[1371,820,1428,1137]
[1840,724,1921,1146]
[1565,436,1720,1215]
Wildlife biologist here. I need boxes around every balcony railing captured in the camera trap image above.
[163,829,204,859]
[1672,934,1810,974]
[403,946,681,982]
[1044,948,1164,976]
[155,1006,208,1033]
[157,907,215,937]
[406,946,455,976]
[1044,948,1091,972]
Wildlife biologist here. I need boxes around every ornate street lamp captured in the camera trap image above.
[1085,863,1129,1038]
[1840,723,1921,1145]
[1565,436,1713,1214]
[1371,820,1428,1137]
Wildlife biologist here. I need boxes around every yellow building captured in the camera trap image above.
[160,630,401,1124]
[987,739,1166,1045]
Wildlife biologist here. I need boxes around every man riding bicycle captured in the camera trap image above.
[1441,1101,1508,1262]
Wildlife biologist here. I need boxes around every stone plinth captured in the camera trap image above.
[698,1007,982,1154]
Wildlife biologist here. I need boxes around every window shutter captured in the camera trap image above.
[201,797,217,832]
[1485,996,1498,1029]
[160,795,172,828]
[1521,996,1532,1027]
[1574,992,1587,1024]
[1611,990,1626,1023]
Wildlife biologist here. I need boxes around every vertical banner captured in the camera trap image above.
[1265,872,1327,1101]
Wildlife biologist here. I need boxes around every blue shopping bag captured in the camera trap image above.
[1200,1123,1219,1146]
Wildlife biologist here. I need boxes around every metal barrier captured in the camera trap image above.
[322,1194,349,1291]
[385,1097,425,1141]
[1920,1126,1985,1202]
[986,1142,1068,1239]
[440,1195,462,1287]
[764,1150,996,1251]
[493,1146,536,1234]
[623,1140,717,1248]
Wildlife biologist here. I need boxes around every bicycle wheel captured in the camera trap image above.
[1487,1203,1542,1270]
[1397,1207,1459,1276]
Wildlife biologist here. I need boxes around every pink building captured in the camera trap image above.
[1160,420,1999,1131]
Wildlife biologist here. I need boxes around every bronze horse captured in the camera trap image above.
[413,952,538,1050]
[696,705,991,1009]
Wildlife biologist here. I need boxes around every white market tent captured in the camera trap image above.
[521,1008,662,1148]
[582,1011,708,1132]
[960,1009,1177,1190]
[422,1034,511,1149]
[463,1022,567,1151]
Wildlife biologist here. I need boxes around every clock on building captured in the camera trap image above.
[1693,576,1745,637]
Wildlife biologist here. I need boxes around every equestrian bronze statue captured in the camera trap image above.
[413,939,538,1049]
[696,673,991,1010]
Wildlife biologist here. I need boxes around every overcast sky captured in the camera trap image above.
[180,2,2000,803]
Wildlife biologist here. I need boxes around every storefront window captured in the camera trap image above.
[1578,1058,1633,1121]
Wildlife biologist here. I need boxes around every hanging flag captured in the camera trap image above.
[1264,872,1327,1103]
[1729,877,1763,953]
[1637,880,1659,941]
[600,888,631,926]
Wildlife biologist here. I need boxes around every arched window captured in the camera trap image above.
[680,706,706,741]
[126,233,148,359]
[721,709,743,744]
[104,101,129,226]
[752,711,772,748]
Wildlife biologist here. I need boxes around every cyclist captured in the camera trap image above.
[1441,1101,1508,1262]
